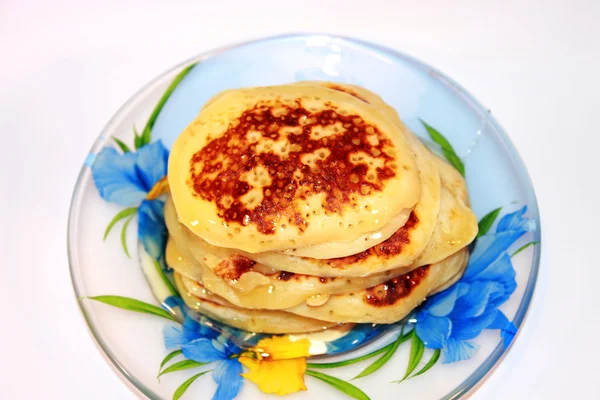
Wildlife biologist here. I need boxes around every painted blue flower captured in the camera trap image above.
[416,206,534,363]
[138,199,167,260]
[164,305,220,342]
[91,140,169,206]
[164,320,243,400]
[90,141,169,259]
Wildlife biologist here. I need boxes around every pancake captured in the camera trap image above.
[165,236,202,281]
[412,156,478,266]
[174,273,339,334]
[429,252,468,294]
[166,235,440,310]
[168,84,421,253]
[283,248,469,324]
[192,86,417,259]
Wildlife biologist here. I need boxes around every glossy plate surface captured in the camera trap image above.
[68,34,541,399]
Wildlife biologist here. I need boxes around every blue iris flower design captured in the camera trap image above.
[164,321,243,400]
[415,206,534,363]
[90,141,169,259]
[91,141,169,206]
[138,199,167,259]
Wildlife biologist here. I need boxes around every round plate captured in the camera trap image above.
[68,34,541,400]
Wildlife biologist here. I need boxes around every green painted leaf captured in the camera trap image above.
[113,137,131,153]
[353,325,406,380]
[477,207,502,238]
[394,330,425,383]
[103,207,138,240]
[141,126,152,148]
[442,151,465,176]
[421,120,465,176]
[512,241,539,257]
[140,63,198,147]
[307,330,412,369]
[87,295,177,321]
[173,370,212,400]
[120,213,135,258]
[408,349,440,380]
[306,370,370,400]
[154,259,178,297]
[159,350,183,371]
[133,126,142,149]
[158,359,207,379]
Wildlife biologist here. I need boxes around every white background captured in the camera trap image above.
[1,0,599,398]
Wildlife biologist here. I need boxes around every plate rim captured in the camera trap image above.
[67,32,542,400]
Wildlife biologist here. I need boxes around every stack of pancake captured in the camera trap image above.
[165,82,478,334]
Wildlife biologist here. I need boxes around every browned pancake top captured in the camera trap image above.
[188,100,397,235]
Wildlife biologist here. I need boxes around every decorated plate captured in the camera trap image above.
[68,34,540,400]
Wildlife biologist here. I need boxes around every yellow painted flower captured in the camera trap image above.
[238,336,311,395]
[252,336,311,360]
[239,356,307,395]
[146,176,170,200]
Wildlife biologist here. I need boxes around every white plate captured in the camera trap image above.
[68,34,541,400]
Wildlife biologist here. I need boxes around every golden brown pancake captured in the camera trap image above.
[168,85,421,253]
[191,87,420,259]
[174,273,339,334]
[284,248,469,324]
[412,156,477,266]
